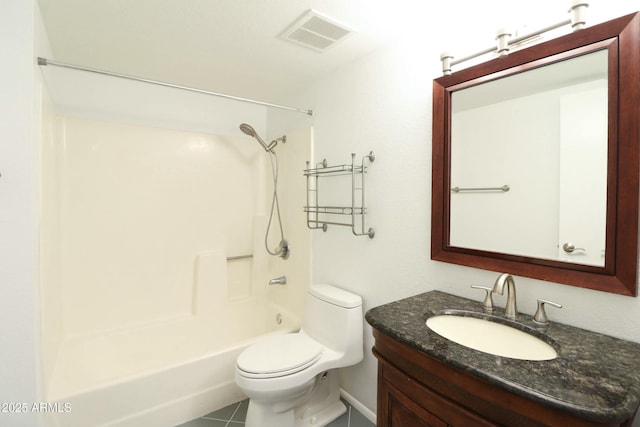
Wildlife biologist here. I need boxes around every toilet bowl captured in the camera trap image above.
[235,284,363,427]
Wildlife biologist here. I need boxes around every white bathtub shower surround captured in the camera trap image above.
[40,111,313,426]
[46,303,299,427]
[53,117,266,335]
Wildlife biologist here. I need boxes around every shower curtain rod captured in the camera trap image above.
[37,57,314,116]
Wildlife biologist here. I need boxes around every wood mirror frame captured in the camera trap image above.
[431,12,640,296]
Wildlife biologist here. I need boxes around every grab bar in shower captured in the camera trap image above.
[226,254,253,261]
[451,185,510,193]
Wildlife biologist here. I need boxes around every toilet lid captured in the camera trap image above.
[237,334,322,377]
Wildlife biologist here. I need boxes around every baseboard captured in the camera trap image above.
[339,388,376,424]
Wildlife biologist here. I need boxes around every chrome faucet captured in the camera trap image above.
[492,273,518,319]
[269,276,287,286]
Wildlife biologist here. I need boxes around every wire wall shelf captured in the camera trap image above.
[304,151,375,238]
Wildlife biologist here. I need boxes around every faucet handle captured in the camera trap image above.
[533,299,562,325]
[471,285,494,313]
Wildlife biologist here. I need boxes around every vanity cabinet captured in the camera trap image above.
[378,352,496,427]
[372,329,634,427]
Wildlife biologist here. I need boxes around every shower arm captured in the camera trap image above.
[267,136,286,151]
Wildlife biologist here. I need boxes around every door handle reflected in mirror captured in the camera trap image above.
[562,243,585,253]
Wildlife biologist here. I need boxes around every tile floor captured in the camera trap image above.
[174,398,375,427]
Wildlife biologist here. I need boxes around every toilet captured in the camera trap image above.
[235,284,363,427]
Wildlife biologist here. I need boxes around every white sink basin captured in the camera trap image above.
[426,314,557,361]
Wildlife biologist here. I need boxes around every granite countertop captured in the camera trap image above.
[365,290,640,423]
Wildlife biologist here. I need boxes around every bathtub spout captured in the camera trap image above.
[269,276,287,286]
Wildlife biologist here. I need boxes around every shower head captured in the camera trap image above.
[239,123,285,152]
[239,123,271,152]
[239,123,257,138]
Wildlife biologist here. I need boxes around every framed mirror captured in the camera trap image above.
[431,12,639,295]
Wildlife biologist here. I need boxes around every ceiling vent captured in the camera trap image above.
[281,10,353,52]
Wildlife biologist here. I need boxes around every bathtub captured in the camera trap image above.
[45,302,299,427]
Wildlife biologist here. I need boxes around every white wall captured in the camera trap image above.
[0,1,40,427]
[270,44,440,414]
[269,9,640,419]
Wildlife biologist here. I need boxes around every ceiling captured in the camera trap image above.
[37,1,639,104]
[37,0,422,102]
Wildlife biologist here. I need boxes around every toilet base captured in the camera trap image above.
[244,370,345,427]
[245,402,295,427]
[295,399,346,427]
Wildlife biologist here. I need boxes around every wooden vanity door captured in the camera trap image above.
[378,358,498,427]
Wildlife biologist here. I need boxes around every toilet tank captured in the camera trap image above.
[302,284,363,366]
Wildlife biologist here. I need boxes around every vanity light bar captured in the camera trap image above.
[441,0,589,75]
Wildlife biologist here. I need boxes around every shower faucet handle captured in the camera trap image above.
[471,285,494,313]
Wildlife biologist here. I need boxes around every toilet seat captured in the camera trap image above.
[237,334,323,379]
